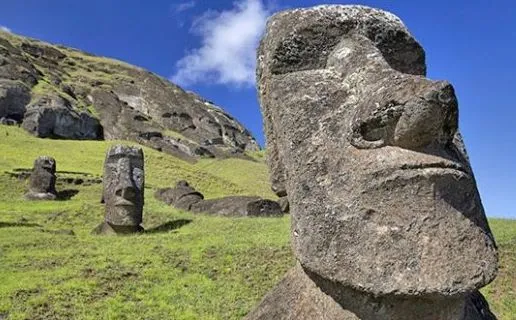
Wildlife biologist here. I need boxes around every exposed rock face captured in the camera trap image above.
[0,30,259,160]
[249,5,497,319]
[0,79,31,122]
[25,156,57,200]
[22,95,102,139]
[94,145,144,234]
[155,181,283,217]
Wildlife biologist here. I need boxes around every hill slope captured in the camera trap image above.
[0,30,259,162]
[0,126,514,319]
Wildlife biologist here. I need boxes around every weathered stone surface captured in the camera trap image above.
[191,196,283,217]
[250,4,498,319]
[154,180,204,210]
[0,31,260,160]
[25,156,57,200]
[246,264,496,320]
[94,145,144,234]
[22,95,102,139]
[0,79,31,123]
[277,196,289,213]
[155,181,283,217]
[245,199,283,217]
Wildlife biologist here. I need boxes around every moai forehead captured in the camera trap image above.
[258,5,497,297]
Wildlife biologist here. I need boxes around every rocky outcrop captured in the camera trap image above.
[249,5,498,319]
[0,30,259,160]
[22,95,102,139]
[0,79,31,123]
[155,181,283,217]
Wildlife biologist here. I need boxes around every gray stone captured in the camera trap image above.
[246,264,496,320]
[94,145,144,234]
[190,196,282,217]
[155,180,204,210]
[155,180,283,217]
[0,79,31,123]
[277,196,289,213]
[25,156,57,200]
[22,95,102,140]
[249,4,497,319]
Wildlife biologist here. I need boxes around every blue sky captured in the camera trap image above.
[1,0,515,219]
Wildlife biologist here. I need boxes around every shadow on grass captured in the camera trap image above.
[145,219,192,234]
[56,189,79,201]
[0,221,41,228]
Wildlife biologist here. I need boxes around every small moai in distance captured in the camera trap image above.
[247,5,498,320]
[25,156,57,200]
[93,145,145,235]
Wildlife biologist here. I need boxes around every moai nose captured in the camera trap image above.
[393,81,458,149]
[115,184,136,200]
[114,158,136,201]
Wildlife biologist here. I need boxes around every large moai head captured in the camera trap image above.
[25,156,57,200]
[102,145,144,232]
[258,5,497,298]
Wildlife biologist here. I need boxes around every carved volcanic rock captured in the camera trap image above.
[155,181,283,217]
[25,156,57,200]
[0,31,259,160]
[249,4,498,320]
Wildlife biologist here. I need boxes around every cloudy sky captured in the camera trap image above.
[1,0,515,219]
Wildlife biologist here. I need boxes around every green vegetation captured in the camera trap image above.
[481,220,516,319]
[0,126,514,319]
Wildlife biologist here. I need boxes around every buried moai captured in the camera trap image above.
[94,145,145,234]
[246,5,498,320]
[25,156,57,200]
[155,180,283,217]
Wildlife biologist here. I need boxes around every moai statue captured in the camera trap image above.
[25,156,57,200]
[94,145,144,234]
[247,5,498,320]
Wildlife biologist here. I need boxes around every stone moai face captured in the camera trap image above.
[257,5,497,297]
[26,156,57,200]
[103,145,144,227]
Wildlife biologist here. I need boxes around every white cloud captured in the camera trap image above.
[175,1,196,13]
[0,26,11,33]
[171,0,270,87]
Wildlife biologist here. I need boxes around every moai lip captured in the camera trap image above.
[94,145,144,234]
[25,156,57,200]
[250,5,499,319]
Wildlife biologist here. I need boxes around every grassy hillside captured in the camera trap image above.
[0,126,514,319]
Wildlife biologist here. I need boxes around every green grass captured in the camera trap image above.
[0,126,514,319]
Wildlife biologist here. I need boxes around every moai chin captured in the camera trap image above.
[247,5,498,320]
[94,145,144,234]
[25,156,57,200]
